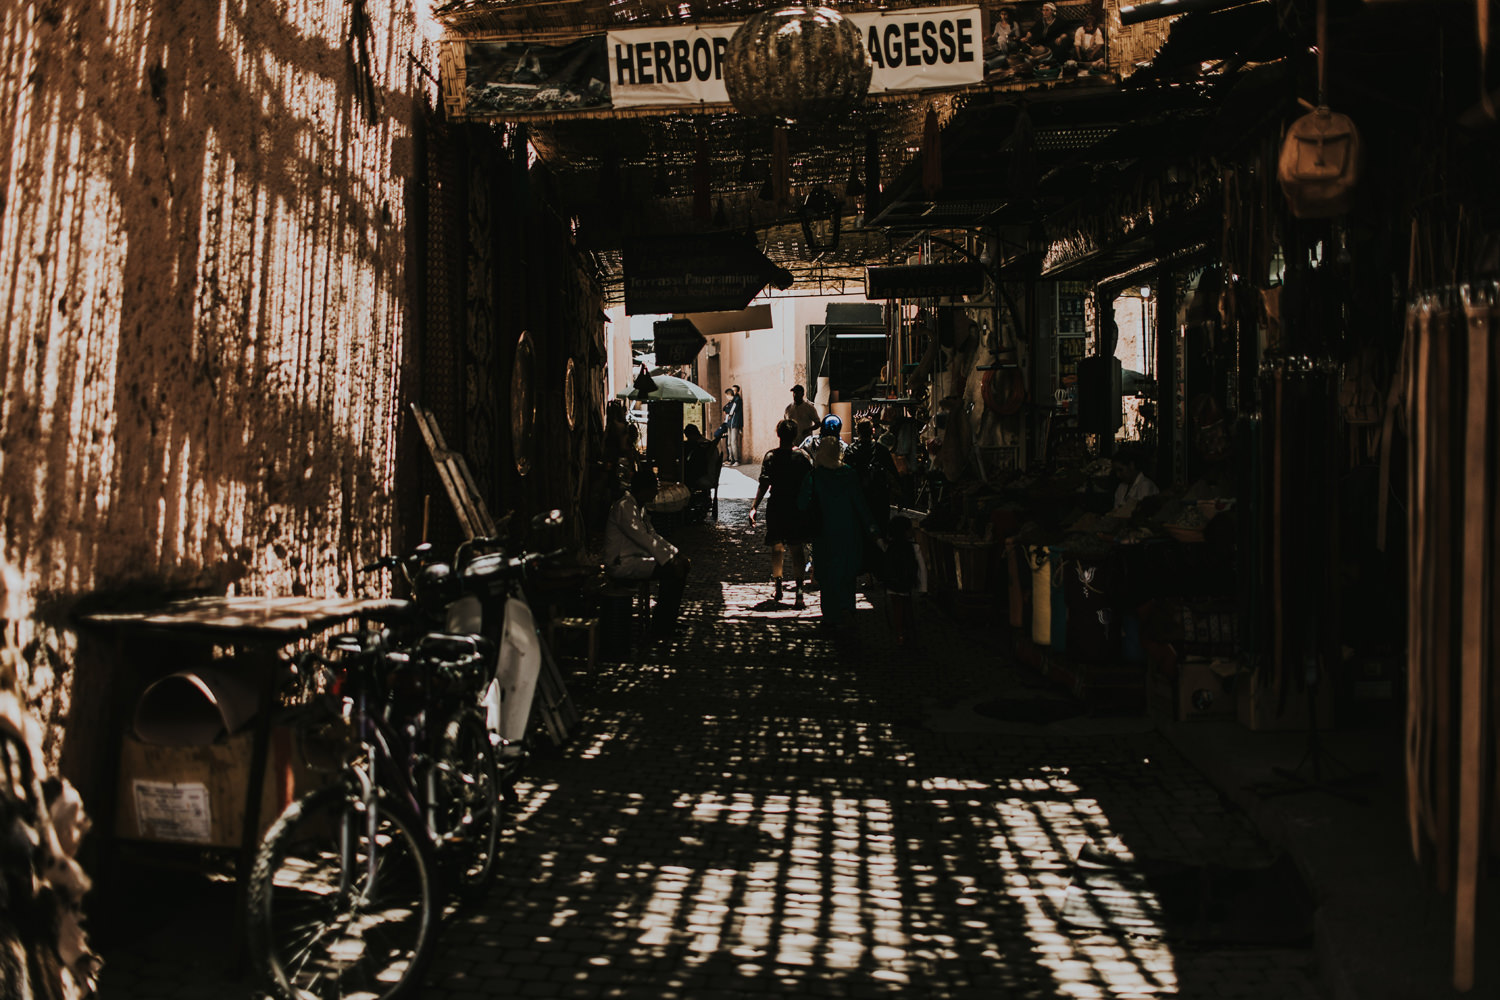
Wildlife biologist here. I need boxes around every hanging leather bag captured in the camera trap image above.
[1278,104,1360,218]
[1277,0,1359,219]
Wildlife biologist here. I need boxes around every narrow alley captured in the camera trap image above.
[6,3,1500,999]
[102,486,1323,1000]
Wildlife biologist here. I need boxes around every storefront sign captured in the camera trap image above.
[623,234,794,315]
[604,6,982,109]
[854,7,983,93]
[682,305,774,335]
[864,262,987,299]
[447,5,1115,119]
[652,318,708,364]
[608,23,738,108]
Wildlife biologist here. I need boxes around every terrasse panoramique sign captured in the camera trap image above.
[443,1,1110,118]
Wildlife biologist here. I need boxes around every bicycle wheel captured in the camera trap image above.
[433,709,501,900]
[248,784,436,1000]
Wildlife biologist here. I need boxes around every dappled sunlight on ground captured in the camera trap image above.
[98,493,1319,1000]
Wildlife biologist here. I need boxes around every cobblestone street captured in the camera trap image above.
[100,488,1326,999]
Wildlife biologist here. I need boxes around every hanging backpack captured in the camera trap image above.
[1277,0,1359,219]
[1278,104,1361,218]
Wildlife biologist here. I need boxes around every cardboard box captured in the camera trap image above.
[1177,658,1237,721]
[115,726,322,848]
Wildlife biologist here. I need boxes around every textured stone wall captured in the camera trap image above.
[0,0,428,767]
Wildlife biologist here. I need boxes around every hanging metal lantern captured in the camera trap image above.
[724,4,872,122]
[798,185,843,251]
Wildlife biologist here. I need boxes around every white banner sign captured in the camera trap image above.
[608,23,737,108]
[606,5,982,109]
[853,7,984,93]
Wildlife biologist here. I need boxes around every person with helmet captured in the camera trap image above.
[798,412,846,461]
[792,413,847,594]
[798,436,879,629]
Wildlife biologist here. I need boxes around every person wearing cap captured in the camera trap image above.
[784,385,820,439]
[798,436,879,629]
[1023,1,1070,60]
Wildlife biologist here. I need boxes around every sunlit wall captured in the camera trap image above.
[0,0,429,761]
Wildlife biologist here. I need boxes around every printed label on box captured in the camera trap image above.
[132,780,212,843]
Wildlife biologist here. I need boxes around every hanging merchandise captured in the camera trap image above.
[1277,0,1360,218]
[634,364,659,395]
[722,2,872,122]
[981,363,1027,416]
[1402,283,1500,994]
[920,104,943,197]
[1260,356,1341,716]
[1278,105,1360,218]
[771,126,791,208]
[1027,545,1053,646]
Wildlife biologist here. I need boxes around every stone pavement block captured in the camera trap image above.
[101,500,1328,1000]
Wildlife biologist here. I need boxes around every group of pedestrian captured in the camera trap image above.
[746,385,920,643]
[600,381,925,647]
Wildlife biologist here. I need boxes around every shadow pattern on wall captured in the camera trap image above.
[0,0,427,771]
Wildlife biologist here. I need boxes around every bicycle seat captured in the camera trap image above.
[414,632,490,664]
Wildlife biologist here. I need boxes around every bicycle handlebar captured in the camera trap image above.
[360,555,402,574]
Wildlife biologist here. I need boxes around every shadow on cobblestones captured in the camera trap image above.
[93,497,1322,1000]
[426,498,1323,1000]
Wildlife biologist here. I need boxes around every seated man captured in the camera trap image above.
[1111,442,1161,514]
[1023,1,1071,62]
[1073,13,1106,68]
[604,469,692,639]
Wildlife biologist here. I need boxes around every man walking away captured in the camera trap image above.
[749,419,814,608]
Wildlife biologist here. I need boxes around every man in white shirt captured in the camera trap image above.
[1073,13,1105,66]
[784,385,820,439]
[604,470,692,639]
[1111,444,1161,513]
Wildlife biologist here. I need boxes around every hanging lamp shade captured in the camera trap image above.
[723,4,872,122]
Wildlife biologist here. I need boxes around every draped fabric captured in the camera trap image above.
[1403,284,1500,991]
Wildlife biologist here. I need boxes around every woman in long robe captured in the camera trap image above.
[798,436,877,627]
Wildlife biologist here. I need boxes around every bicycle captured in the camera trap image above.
[246,621,498,1000]
[246,518,575,1000]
